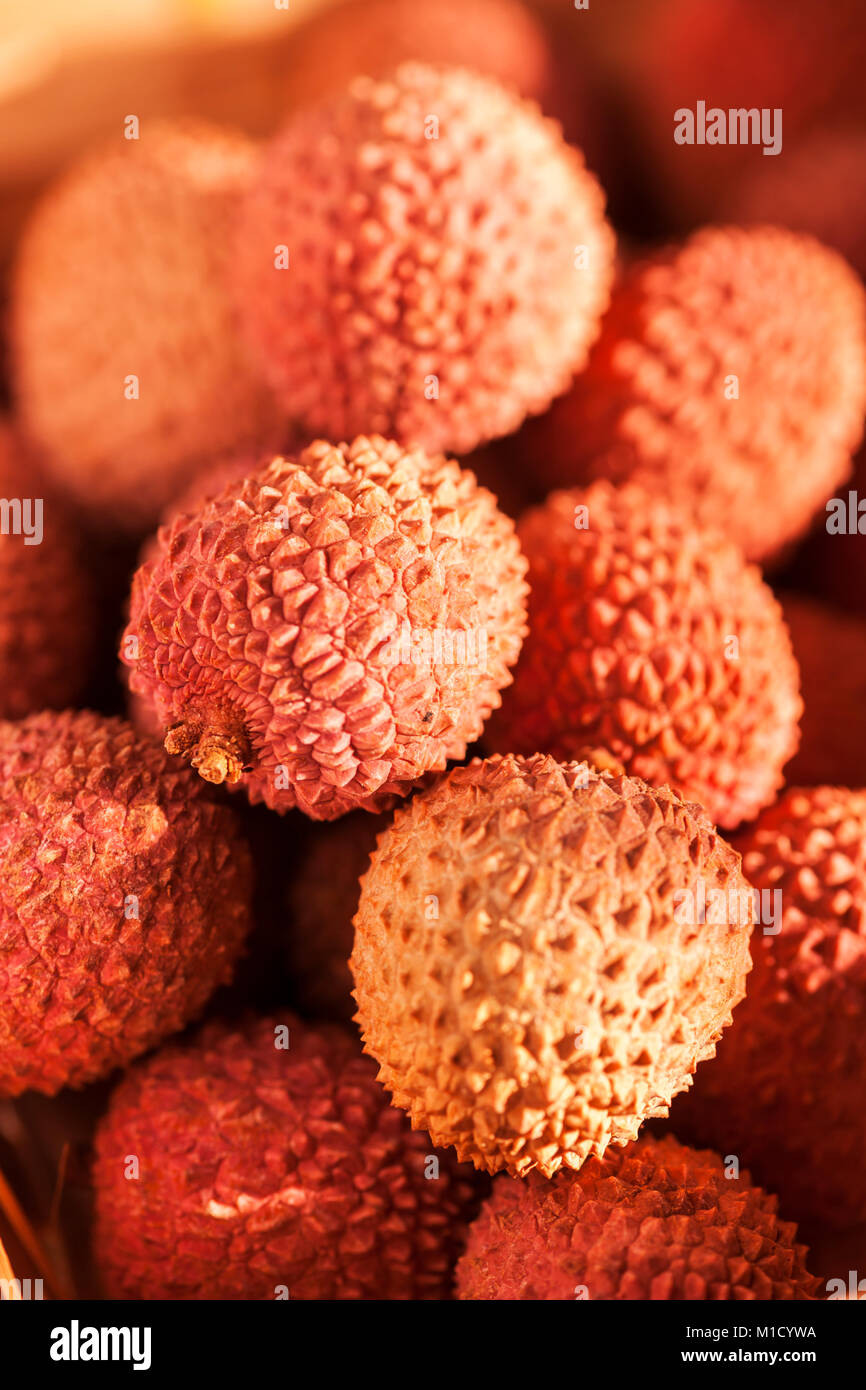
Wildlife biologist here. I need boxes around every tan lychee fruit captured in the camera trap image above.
[351,753,754,1178]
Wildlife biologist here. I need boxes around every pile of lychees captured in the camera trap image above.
[2,0,866,1302]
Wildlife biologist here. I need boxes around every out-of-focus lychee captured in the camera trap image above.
[234,63,615,457]
[92,1012,483,1299]
[11,122,279,532]
[521,226,866,564]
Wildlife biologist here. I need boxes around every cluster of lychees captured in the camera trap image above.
[1,0,865,1302]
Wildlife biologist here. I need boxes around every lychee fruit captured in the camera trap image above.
[284,0,556,111]
[780,594,866,789]
[11,121,279,532]
[234,63,615,456]
[671,786,866,1230]
[456,1134,819,1300]
[122,436,528,820]
[487,481,801,830]
[91,1012,483,1300]
[522,226,866,564]
[0,423,94,718]
[286,812,383,1021]
[0,710,252,1096]
[351,753,754,1178]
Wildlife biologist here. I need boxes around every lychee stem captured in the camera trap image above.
[165,717,250,785]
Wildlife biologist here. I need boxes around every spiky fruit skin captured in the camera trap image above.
[0,711,252,1097]
[487,481,802,830]
[285,0,555,111]
[234,63,614,456]
[0,425,93,717]
[523,227,866,564]
[781,595,866,788]
[11,122,278,531]
[122,436,528,819]
[456,1134,819,1300]
[351,753,753,1178]
[286,813,383,1020]
[92,1013,483,1300]
[672,787,866,1229]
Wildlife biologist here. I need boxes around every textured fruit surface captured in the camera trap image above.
[92,1012,482,1299]
[285,0,556,110]
[235,63,614,456]
[524,227,866,563]
[0,711,252,1096]
[11,122,277,530]
[781,595,866,788]
[456,1134,819,1300]
[351,753,754,1177]
[0,424,93,717]
[123,436,528,818]
[672,787,866,1229]
[488,481,801,829]
[286,812,382,1020]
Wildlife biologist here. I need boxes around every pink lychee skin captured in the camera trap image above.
[92,1012,484,1300]
[233,62,615,456]
[0,711,252,1097]
[122,436,528,819]
[456,1134,820,1301]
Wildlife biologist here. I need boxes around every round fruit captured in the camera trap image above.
[0,710,252,1096]
[522,226,866,563]
[0,423,94,717]
[487,480,801,829]
[234,62,614,456]
[11,121,278,531]
[351,753,754,1178]
[671,786,866,1229]
[456,1134,819,1300]
[122,436,528,819]
[92,1012,482,1299]
[284,0,556,110]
